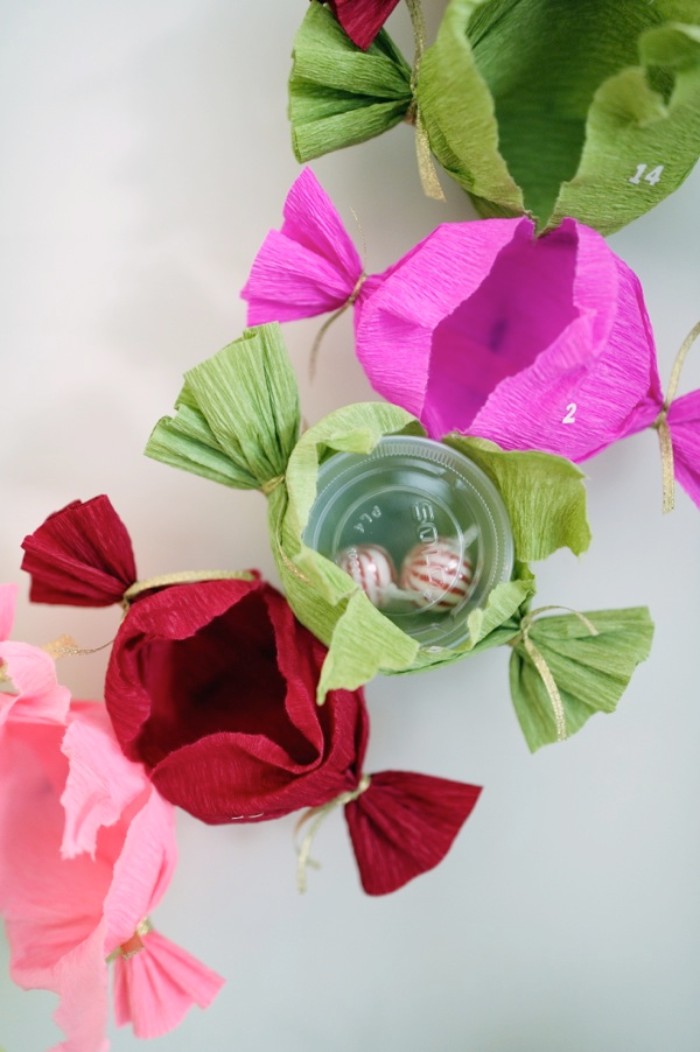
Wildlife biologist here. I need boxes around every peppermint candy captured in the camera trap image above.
[335,545,397,608]
[400,539,473,612]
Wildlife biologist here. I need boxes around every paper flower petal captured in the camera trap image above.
[509,607,654,751]
[112,929,224,1040]
[242,168,364,323]
[345,770,482,895]
[21,496,137,606]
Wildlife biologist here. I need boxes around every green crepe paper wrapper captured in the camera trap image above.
[289,2,412,162]
[146,322,653,747]
[509,607,655,751]
[419,0,700,232]
[289,0,700,234]
[147,322,594,693]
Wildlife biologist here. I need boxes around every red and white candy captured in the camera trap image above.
[335,544,397,608]
[400,538,473,611]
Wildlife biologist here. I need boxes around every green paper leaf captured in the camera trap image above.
[289,1,413,162]
[509,607,654,751]
[443,435,591,561]
[419,0,700,232]
[145,323,300,491]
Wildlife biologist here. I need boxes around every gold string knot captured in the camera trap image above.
[295,773,371,893]
[106,917,152,963]
[261,474,285,496]
[309,271,367,380]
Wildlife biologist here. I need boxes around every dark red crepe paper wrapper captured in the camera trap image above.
[21,496,136,606]
[328,0,402,50]
[22,495,482,895]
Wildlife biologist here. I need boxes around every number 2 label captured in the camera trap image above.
[629,164,664,186]
[562,403,576,425]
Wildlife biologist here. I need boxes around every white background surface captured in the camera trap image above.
[1,2,699,1050]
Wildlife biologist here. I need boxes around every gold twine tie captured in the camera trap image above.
[0,635,112,685]
[405,0,445,202]
[653,320,700,514]
[122,569,254,606]
[295,774,371,892]
[510,606,599,743]
[308,270,367,381]
[106,917,153,963]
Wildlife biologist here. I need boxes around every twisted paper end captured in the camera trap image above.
[653,320,700,514]
[111,925,224,1040]
[510,606,599,743]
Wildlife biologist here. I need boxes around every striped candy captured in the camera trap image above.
[335,544,397,608]
[400,539,473,611]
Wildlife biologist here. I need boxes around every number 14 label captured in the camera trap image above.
[629,164,664,186]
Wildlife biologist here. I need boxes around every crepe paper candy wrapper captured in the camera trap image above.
[145,323,653,743]
[509,607,654,751]
[107,576,483,895]
[290,3,412,164]
[0,671,223,1050]
[21,500,483,895]
[242,168,700,513]
[418,0,700,232]
[144,322,653,746]
[290,0,700,233]
[328,0,402,50]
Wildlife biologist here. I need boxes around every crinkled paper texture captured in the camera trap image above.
[290,2,412,162]
[418,0,700,232]
[243,169,700,510]
[21,496,137,606]
[146,323,300,490]
[0,699,222,1050]
[509,607,654,751]
[329,0,402,50]
[145,322,592,696]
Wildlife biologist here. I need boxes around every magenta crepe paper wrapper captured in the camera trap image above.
[242,168,700,509]
[22,497,483,895]
[0,585,223,1049]
[329,0,402,50]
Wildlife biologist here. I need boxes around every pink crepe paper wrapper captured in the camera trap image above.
[21,496,137,606]
[0,684,223,1050]
[242,168,700,510]
[0,582,71,727]
[328,0,402,50]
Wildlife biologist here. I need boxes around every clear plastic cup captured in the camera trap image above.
[303,436,514,648]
